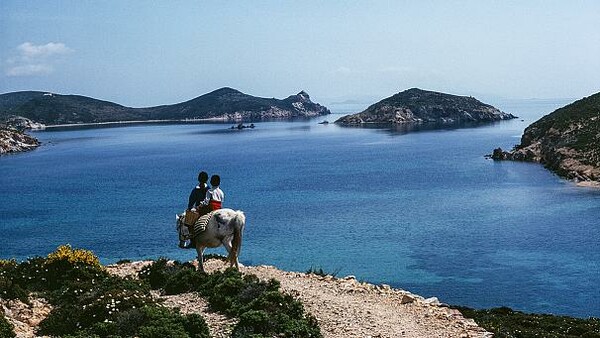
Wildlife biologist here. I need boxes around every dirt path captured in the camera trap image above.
[237,264,490,338]
[200,259,489,338]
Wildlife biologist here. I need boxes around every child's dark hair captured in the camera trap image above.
[198,171,208,183]
[210,175,220,186]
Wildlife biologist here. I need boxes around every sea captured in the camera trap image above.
[1,99,599,318]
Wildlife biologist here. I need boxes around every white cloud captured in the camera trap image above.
[5,42,73,77]
[17,42,73,59]
[6,64,54,76]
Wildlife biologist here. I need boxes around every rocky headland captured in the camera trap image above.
[335,88,516,125]
[0,88,330,126]
[0,117,43,156]
[0,127,39,156]
[490,92,600,185]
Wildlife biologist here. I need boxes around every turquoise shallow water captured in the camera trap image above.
[1,100,599,318]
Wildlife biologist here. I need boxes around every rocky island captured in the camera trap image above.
[491,92,600,185]
[0,88,330,126]
[335,88,515,125]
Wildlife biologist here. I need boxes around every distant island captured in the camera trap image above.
[0,88,330,126]
[491,92,600,185]
[0,88,330,155]
[335,88,516,125]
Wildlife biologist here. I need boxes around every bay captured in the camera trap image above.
[1,99,598,318]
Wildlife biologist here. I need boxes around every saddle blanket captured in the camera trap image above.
[191,211,214,238]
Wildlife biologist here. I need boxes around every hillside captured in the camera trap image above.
[491,92,600,184]
[336,88,515,125]
[0,88,330,125]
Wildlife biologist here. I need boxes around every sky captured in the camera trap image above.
[1,1,599,107]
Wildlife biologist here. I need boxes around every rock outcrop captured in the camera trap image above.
[0,88,330,125]
[336,88,515,125]
[490,92,600,184]
[0,126,40,155]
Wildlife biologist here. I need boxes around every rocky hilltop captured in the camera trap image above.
[336,88,515,125]
[0,88,330,126]
[491,92,600,184]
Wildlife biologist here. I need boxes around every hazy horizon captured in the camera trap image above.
[1,1,599,107]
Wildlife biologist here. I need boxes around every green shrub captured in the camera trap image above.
[455,306,600,338]
[0,276,28,302]
[138,258,182,289]
[306,266,340,278]
[245,291,304,318]
[232,309,321,338]
[38,276,154,336]
[142,261,321,337]
[0,315,16,338]
[164,268,206,295]
[136,306,209,338]
[182,313,211,338]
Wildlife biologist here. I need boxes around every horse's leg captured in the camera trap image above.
[195,245,206,272]
[223,238,240,270]
[221,239,236,268]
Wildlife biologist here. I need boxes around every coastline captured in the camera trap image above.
[41,117,229,129]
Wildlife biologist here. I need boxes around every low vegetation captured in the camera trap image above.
[0,314,15,338]
[455,306,600,338]
[305,266,340,278]
[139,258,322,337]
[1,245,321,338]
[0,245,209,337]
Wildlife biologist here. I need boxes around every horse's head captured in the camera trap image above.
[175,213,189,241]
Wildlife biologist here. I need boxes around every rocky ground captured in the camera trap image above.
[2,259,491,338]
[0,297,51,338]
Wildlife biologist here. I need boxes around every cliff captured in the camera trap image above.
[336,88,515,125]
[0,88,330,126]
[491,92,600,184]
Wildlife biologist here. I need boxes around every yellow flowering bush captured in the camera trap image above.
[46,244,101,269]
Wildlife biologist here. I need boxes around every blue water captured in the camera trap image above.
[1,100,599,318]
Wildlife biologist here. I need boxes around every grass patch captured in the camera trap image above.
[455,306,600,338]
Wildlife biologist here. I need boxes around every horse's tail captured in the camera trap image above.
[230,210,245,266]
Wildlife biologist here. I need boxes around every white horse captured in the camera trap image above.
[176,208,246,272]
